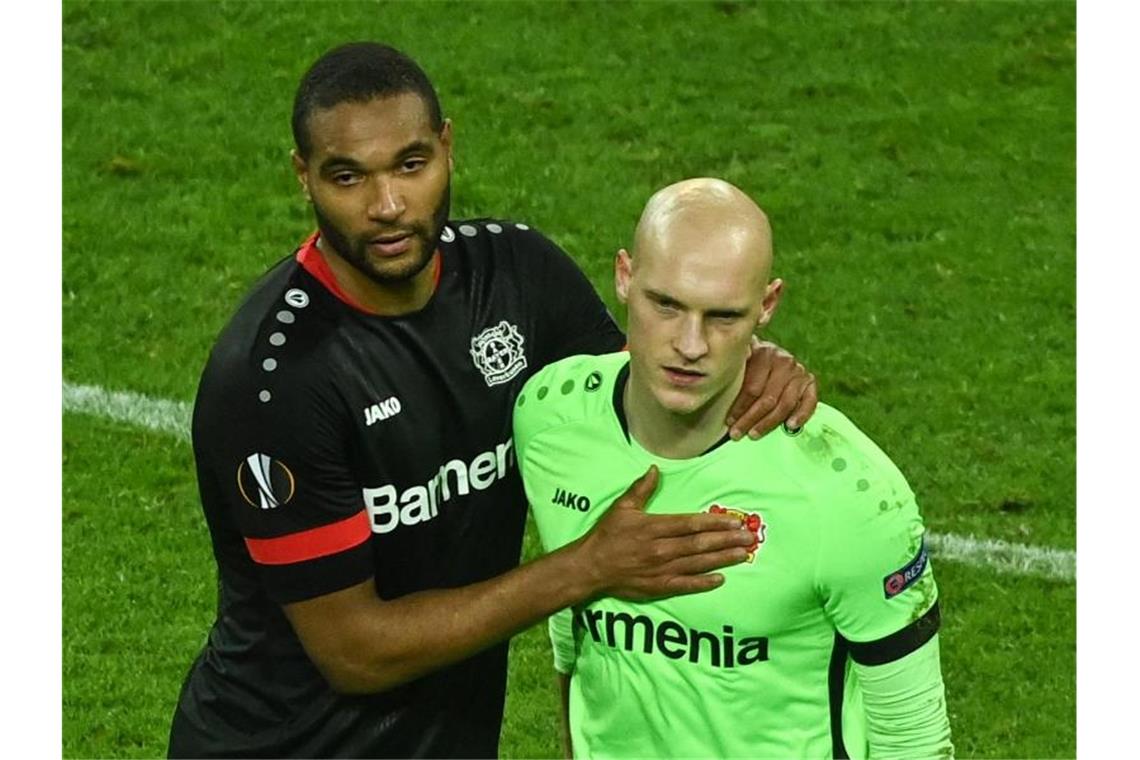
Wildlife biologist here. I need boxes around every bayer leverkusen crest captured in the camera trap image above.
[708,504,767,562]
[470,320,528,387]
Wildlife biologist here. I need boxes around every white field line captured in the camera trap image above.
[62,381,1076,583]
[64,381,192,441]
[924,533,1073,583]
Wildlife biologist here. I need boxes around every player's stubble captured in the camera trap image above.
[314,182,451,286]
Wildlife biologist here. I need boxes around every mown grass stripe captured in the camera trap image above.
[62,380,1075,583]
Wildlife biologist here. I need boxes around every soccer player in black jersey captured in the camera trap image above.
[167,42,818,759]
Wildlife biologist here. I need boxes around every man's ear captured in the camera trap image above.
[754,278,784,331]
[614,248,633,304]
[440,119,454,172]
[291,150,311,202]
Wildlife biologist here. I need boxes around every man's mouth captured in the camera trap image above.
[662,366,706,386]
[367,233,414,257]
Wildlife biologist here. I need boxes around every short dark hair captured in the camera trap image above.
[291,42,443,159]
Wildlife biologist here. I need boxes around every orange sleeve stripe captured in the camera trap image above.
[245,510,371,566]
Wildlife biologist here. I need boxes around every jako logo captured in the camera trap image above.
[237,453,296,510]
[552,487,591,512]
[578,607,769,669]
[364,396,402,426]
[364,438,515,533]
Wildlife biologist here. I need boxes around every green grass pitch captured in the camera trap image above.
[63,1,1075,757]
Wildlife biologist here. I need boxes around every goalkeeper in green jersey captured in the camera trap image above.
[513,178,953,759]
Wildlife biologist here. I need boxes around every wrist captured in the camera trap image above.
[551,534,605,603]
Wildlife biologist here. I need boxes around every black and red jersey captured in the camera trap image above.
[169,220,624,758]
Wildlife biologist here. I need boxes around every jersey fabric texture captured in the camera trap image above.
[514,352,943,760]
[168,220,624,759]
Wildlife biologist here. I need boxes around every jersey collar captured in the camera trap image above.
[295,231,443,315]
[611,359,733,457]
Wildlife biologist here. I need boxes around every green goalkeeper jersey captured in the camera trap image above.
[514,353,944,759]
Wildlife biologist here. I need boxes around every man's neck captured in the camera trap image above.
[317,236,437,316]
[624,366,744,460]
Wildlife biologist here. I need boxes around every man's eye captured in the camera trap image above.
[332,173,361,186]
[401,158,427,172]
[653,301,679,314]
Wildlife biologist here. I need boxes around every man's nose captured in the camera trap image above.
[367,176,406,222]
[674,316,709,362]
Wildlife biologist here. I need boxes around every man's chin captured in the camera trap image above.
[652,386,709,416]
[359,244,434,284]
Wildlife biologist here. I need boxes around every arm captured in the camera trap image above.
[284,467,754,693]
[284,544,584,694]
[812,413,952,757]
[854,634,953,759]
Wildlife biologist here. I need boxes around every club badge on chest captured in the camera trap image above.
[470,320,528,387]
[708,504,767,562]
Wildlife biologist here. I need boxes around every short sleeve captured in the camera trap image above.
[511,226,625,364]
[814,436,940,664]
[193,357,373,604]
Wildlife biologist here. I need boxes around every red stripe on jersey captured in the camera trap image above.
[296,232,442,314]
[296,232,374,314]
[245,510,371,566]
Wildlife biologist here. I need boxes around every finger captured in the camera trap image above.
[614,465,659,511]
[729,353,799,438]
[729,395,779,441]
[652,530,755,560]
[725,347,775,429]
[746,371,809,439]
[639,511,751,538]
[649,573,727,598]
[785,375,819,431]
[658,546,751,576]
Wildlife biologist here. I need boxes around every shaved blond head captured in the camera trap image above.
[614,178,784,454]
[632,178,773,291]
